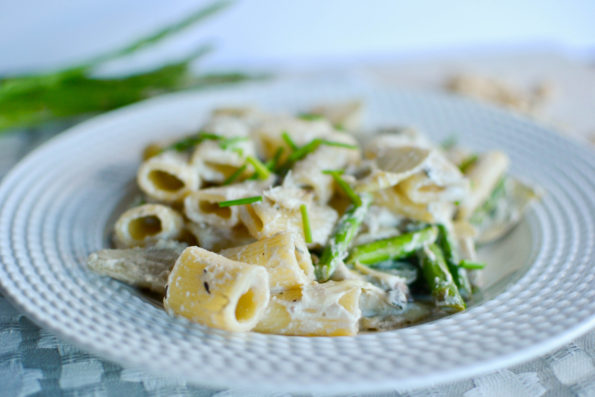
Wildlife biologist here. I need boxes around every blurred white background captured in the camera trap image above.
[1,0,594,75]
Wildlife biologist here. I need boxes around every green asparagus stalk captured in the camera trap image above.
[417,243,466,312]
[315,193,372,282]
[346,226,438,266]
[0,0,232,97]
[436,224,472,300]
[0,1,264,132]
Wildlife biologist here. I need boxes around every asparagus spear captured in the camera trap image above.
[417,243,466,312]
[0,0,232,97]
[315,193,372,282]
[436,224,472,300]
[346,226,438,266]
[0,1,259,132]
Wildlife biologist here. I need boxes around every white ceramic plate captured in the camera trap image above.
[1,82,594,394]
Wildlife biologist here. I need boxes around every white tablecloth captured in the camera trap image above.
[1,52,594,396]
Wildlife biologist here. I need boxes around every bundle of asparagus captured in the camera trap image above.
[0,0,260,132]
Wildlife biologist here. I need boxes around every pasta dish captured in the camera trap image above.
[87,102,538,336]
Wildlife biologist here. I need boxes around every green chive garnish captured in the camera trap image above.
[288,138,323,162]
[162,131,222,152]
[320,140,358,150]
[218,196,262,207]
[219,136,249,150]
[265,146,284,171]
[198,132,222,141]
[298,113,323,121]
[459,154,478,173]
[281,131,298,150]
[278,138,358,173]
[322,169,362,206]
[459,260,486,270]
[245,155,271,180]
[300,204,313,243]
[223,164,247,185]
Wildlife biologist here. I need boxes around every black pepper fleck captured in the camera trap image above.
[203,281,211,294]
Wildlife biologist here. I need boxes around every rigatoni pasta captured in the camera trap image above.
[88,103,538,336]
[137,152,199,203]
[164,246,270,332]
[114,204,184,248]
[220,232,314,291]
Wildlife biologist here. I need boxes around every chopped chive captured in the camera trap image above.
[281,131,298,150]
[232,147,245,157]
[320,140,358,150]
[265,146,284,170]
[223,164,247,185]
[459,154,478,173]
[300,204,313,243]
[271,146,284,170]
[219,136,249,150]
[322,169,345,175]
[323,169,362,206]
[288,138,323,162]
[245,155,271,180]
[166,136,202,152]
[298,113,323,121]
[459,260,486,270]
[162,131,222,153]
[218,195,262,207]
[277,137,355,173]
[198,132,222,141]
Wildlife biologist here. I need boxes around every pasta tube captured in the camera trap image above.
[183,181,268,228]
[185,222,254,252]
[239,196,337,246]
[164,247,270,332]
[292,133,360,203]
[251,116,334,160]
[220,232,314,291]
[137,152,199,203]
[375,184,454,224]
[191,140,255,183]
[254,281,362,336]
[114,204,184,248]
[356,146,431,193]
[398,152,469,204]
[457,151,510,220]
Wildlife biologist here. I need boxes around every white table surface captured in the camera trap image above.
[1,52,594,396]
